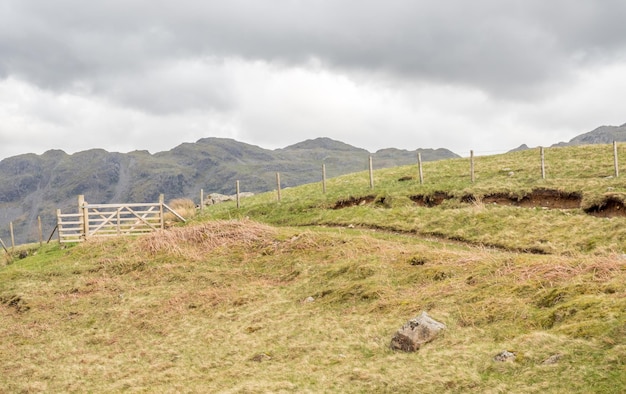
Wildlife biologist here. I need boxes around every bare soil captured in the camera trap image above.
[584,196,626,217]
[334,189,626,218]
[483,189,582,209]
[333,195,376,209]
[410,192,452,207]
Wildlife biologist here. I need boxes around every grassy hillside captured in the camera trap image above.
[1,144,625,392]
[207,143,626,255]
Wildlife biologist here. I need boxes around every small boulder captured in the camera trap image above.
[493,350,516,362]
[204,193,232,205]
[390,312,446,352]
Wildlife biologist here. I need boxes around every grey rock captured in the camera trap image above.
[493,350,516,362]
[390,311,446,352]
[203,192,255,206]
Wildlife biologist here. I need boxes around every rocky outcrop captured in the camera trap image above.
[553,123,626,147]
[202,192,254,205]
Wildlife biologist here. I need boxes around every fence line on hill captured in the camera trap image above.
[198,143,622,207]
[2,143,622,252]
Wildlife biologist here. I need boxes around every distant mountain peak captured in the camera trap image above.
[281,137,365,152]
[554,123,626,147]
[508,144,530,153]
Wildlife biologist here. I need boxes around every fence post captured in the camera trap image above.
[417,152,424,184]
[200,189,204,214]
[614,141,619,178]
[9,222,15,251]
[369,156,374,189]
[236,180,241,209]
[56,209,62,243]
[276,173,282,202]
[78,195,88,240]
[322,164,327,194]
[470,150,475,183]
[159,194,165,229]
[540,147,546,179]
[38,216,43,247]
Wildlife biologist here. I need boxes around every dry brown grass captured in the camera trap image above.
[164,198,197,223]
[2,220,625,392]
[139,219,277,259]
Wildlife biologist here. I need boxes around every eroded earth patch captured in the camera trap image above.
[333,189,626,218]
[584,196,626,217]
[333,195,376,209]
[410,192,452,207]
[482,189,582,209]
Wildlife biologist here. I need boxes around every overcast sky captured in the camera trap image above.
[1,0,626,160]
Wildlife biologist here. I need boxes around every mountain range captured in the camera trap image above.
[0,137,457,244]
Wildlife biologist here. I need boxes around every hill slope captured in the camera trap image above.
[1,221,624,392]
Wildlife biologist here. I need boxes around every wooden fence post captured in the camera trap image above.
[38,216,43,247]
[614,141,619,178]
[159,194,165,229]
[540,147,546,179]
[236,180,241,209]
[470,150,475,183]
[78,195,88,240]
[200,189,204,214]
[9,222,15,251]
[417,152,424,184]
[322,164,327,194]
[56,209,62,243]
[276,173,282,202]
[369,156,374,189]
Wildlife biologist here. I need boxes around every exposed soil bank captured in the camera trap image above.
[333,195,376,209]
[482,189,582,209]
[584,196,626,217]
[410,192,452,207]
[333,189,625,218]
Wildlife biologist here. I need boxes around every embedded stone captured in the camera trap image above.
[390,312,446,352]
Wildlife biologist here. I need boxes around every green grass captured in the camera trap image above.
[2,144,626,392]
[205,144,626,254]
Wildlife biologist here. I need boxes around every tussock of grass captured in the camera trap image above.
[139,219,276,258]
[164,198,197,222]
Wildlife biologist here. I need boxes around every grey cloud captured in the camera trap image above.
[2,0,626,108]
[94,59,236,114]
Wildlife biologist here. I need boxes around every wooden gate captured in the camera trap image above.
[56,195,185,243]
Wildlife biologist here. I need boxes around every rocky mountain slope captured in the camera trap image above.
[552,123,626,146]
[0,137,458,244]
